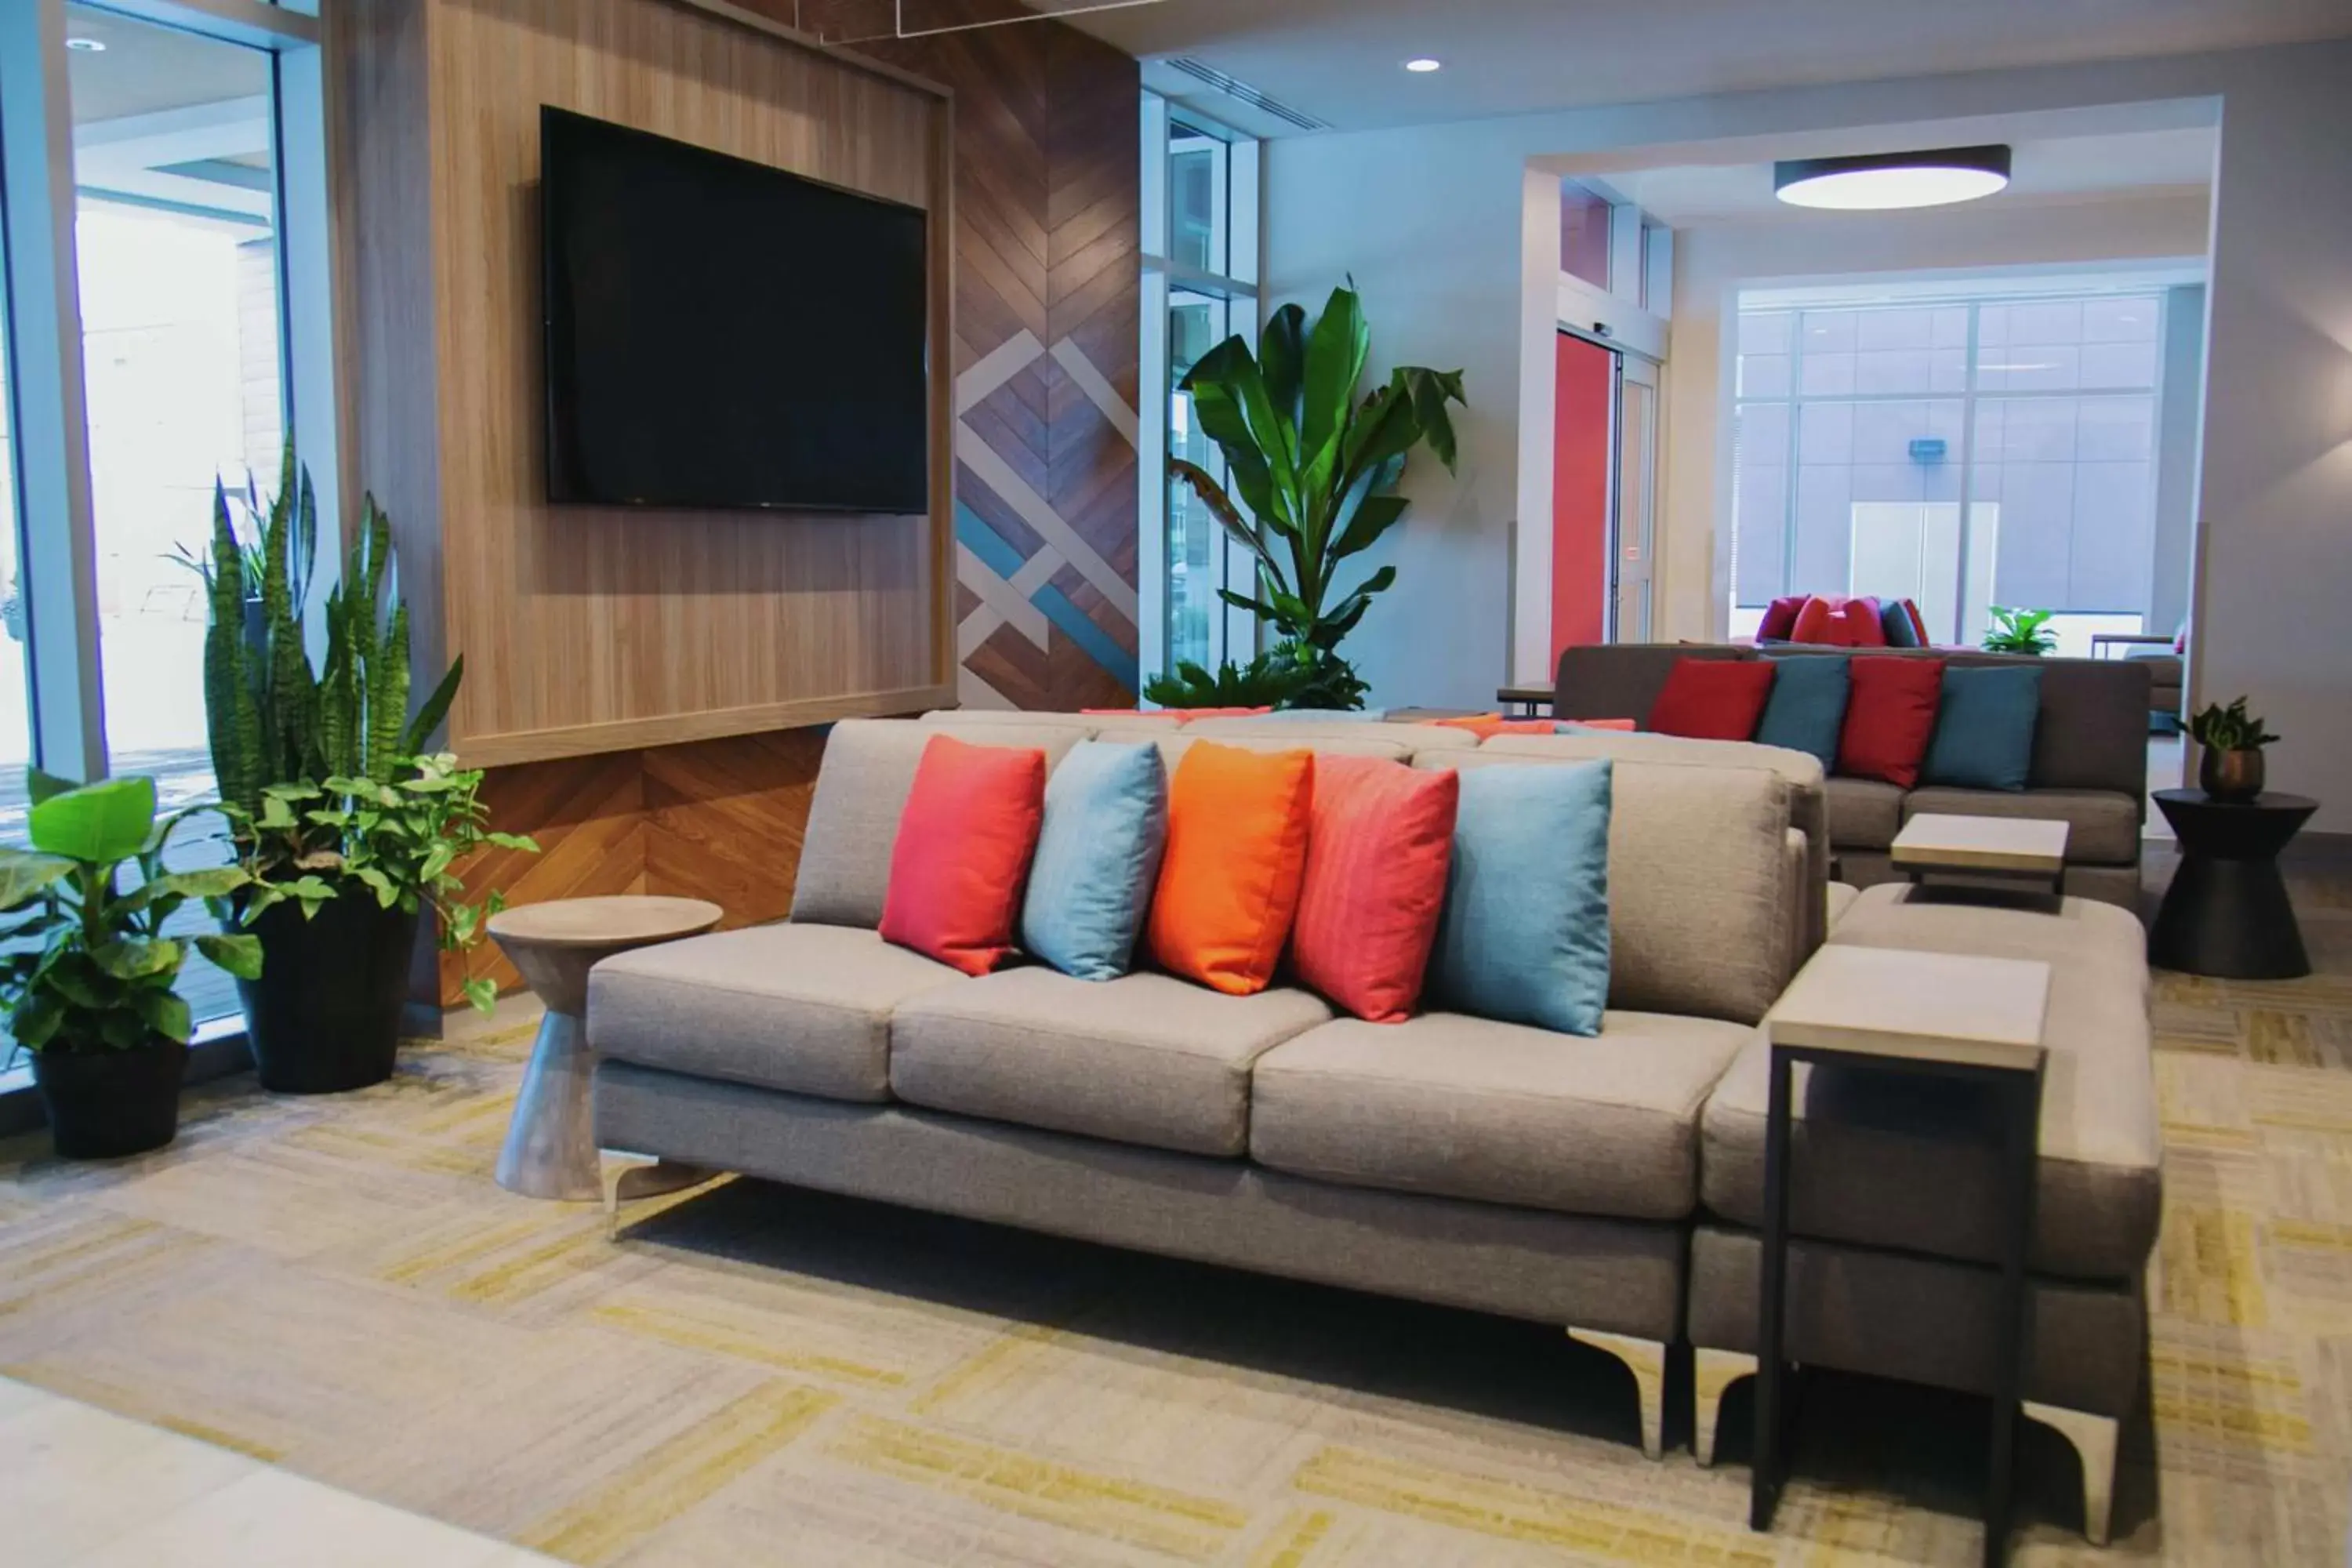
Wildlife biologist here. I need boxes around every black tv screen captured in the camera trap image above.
[541,107,930,512]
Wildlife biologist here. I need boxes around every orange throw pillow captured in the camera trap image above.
[1290,757,1458,1022]
[1426,714,1557,739]
[1145,742,1315,996]
[879,735,1046,975]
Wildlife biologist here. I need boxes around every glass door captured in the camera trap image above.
[1610,354,1660,642]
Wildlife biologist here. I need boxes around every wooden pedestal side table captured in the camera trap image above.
[1890,812,2069,899]
[488,895,723,1200]
[1752,945,2051,1568]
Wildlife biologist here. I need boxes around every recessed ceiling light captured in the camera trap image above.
[64,35,105,51]
[1774,145,2011,211]
[1403,57,1442,73]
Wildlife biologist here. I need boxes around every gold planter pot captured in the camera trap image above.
[2199,746,2265,801]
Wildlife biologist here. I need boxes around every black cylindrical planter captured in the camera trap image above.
[236,887,422,1094]
[32,1037,187,1159]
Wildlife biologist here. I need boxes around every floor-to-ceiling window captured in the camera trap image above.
[1140,95,1258,684]
[1730,289,2166,655]
[0,0,329,1070]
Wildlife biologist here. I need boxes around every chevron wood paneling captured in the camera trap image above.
[435,729,826,1005]
[437,2,1138,1005]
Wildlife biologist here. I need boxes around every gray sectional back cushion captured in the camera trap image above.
[791,719,1089,927]
[1428,753,1795,1025]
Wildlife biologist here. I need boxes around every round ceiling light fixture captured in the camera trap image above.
[1403,57,1442,73]
[64,34,106,51]
[1773,144,2012,210]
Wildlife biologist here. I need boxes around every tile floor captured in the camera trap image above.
[3,1374,561,1567]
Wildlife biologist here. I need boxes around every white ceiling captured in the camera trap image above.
[1080,0,2352,134]
[1613,125,2218,225]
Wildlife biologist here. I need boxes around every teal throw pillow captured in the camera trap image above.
[1754,654,1849,768]
[1921,665,2042,791]
[1427,760,1613,1036]
[1019,740,1168,979]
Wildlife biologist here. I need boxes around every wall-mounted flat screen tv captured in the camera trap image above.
[541,106,930,513]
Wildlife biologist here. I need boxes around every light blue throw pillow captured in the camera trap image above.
[1019,740,1168,980]
[1754,653,1849,767]
[1427,760,1613,1036]
[1921,665,2042,791]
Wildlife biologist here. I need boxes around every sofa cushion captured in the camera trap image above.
[1251,1011,1754,1221]
[1824,775,1904,850]
[1838,655,1944,787]
[1648,657,1777,741]
[793,720,1089,928]
[1902,786,2140,866]
[1920,664,2042,793]
[1428,753,1794,1026]
[1700,934,2159,1280]
[1753,652,1848,768]
[880,735,1046,975]
[1828,882,2149,977]
[1179,717,1480,752]
[890,969,1331,1156]
[588,924,964,1102]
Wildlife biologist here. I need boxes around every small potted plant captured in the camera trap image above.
[0,774,257,1159]
[2187,696,2278,801]
[1982,606,2057,656]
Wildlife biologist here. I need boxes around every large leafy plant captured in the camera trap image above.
[0,775,258,1054]
[1173,284,1464,710]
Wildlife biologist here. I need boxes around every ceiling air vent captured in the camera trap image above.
[1165,57,1330,133]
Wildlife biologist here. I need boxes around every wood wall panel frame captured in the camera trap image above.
[344,0,956,768]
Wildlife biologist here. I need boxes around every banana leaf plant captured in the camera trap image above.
[1172,283,1465,709]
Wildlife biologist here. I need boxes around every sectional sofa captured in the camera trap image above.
[1551,643,2152,907]
[584,711,2158,1544]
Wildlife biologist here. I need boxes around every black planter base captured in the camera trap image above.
[33,1039,187,1159]
[237,890,422,1094]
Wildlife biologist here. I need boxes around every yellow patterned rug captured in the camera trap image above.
[2,855,2347,1566]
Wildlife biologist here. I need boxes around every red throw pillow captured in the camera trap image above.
[880,735,1047,975]
[1290,757,1459,1023]
[1904,600,1931,645]
[1838,596,1889,648]
[1649,657,1776,741]
[1788,595,1835,645]
[1838,656,1945,787]
[1755,594,1807,642]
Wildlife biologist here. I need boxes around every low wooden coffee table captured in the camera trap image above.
[1752,944,2051,1568]
[1891,812,2069,897]
[488,895,723,1200]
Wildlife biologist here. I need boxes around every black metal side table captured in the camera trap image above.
[2150,789,2318,978]
[1751,946,2051,1568]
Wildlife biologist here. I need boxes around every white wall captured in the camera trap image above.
[2150,281,2207,637]
[1265,38,2352,827]
[1664,193,2212,643]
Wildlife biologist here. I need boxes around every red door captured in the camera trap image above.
[1551,332,1614,660]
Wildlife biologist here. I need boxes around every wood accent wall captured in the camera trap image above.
[343,0,958,768]
[336,0,1139,1004]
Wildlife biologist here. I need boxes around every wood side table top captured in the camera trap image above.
[1767,945,2050,1073]
[487,895,724,950]
[1891,813,2069,874]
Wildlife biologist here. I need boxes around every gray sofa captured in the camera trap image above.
[583,713,2157,1542]
[589,714,1813,1458]
[1551,644,2152,908]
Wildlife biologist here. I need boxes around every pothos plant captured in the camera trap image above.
[223,754,538,1014]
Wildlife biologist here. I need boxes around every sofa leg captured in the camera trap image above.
[600,1157,720,1240]
[2024,1400,2118,1545]
[1566,1328,1666,1459]
[1692,1348,1757,1468]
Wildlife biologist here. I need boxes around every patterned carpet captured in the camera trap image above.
[0,849,2347,1566]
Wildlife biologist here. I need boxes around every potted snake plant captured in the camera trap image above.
[0,775,256,1158]
[197,446,535,1092]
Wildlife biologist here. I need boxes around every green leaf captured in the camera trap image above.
[485,833,539,851]
[12,994,63,1048]
[93,937,181,981]
[29,776,158,864]
[0,847,74,909]
[354,866,397,907]
[151,867,249,901]
[1299,284,1370,481]
[401,655,464,757]
[461,976,499,1014]
[133,989,194,1044]
[26,767,77,807]
[1257,303,1308,432]
[194,931,265,980]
